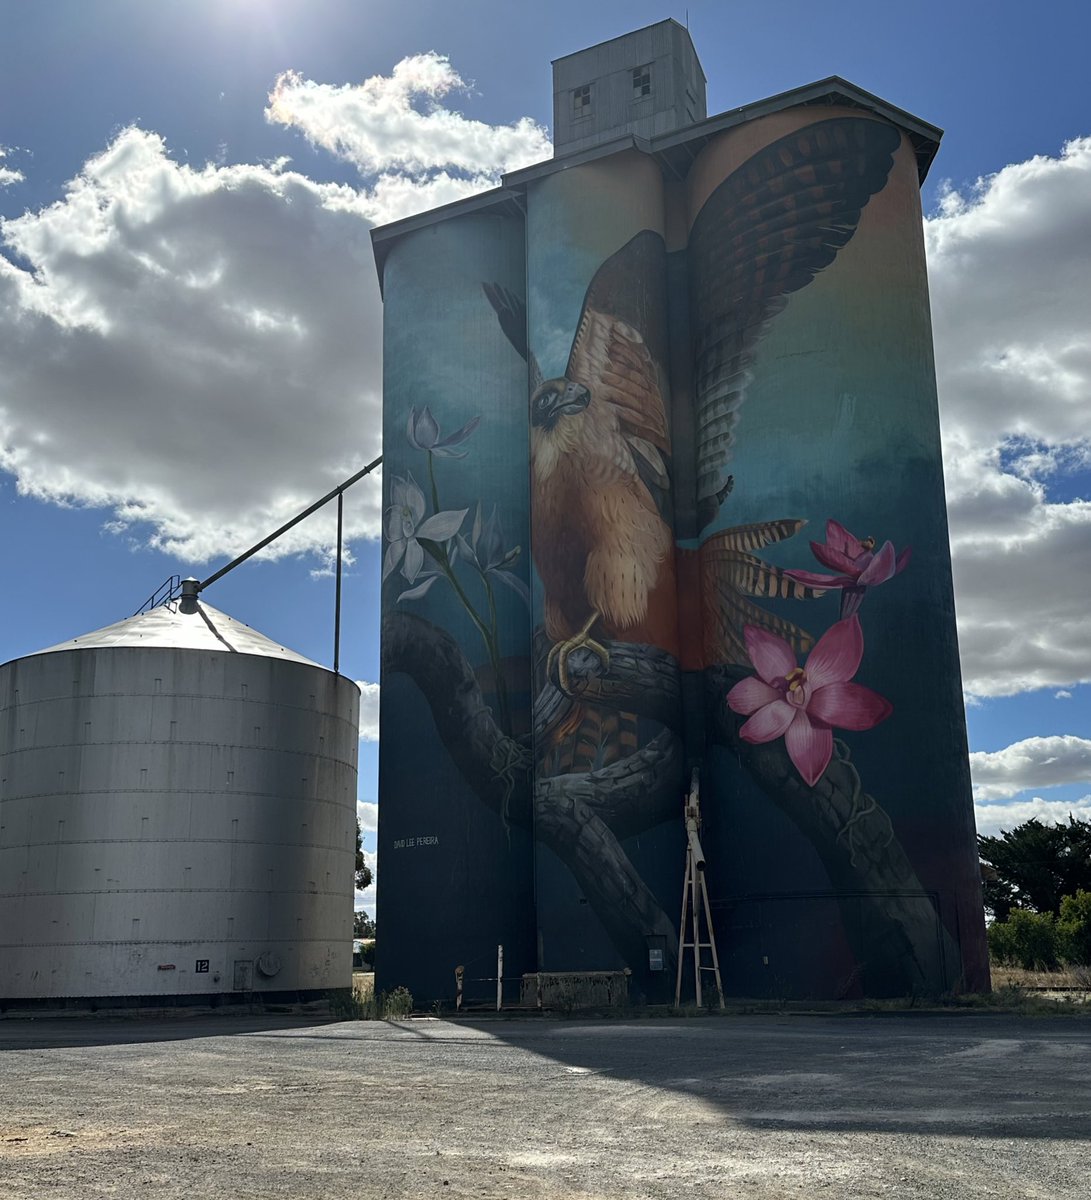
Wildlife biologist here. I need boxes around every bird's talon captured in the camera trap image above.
[548,633,610,694]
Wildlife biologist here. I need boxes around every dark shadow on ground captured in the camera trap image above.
[412,1011,1091,1141]
[0,1012,339,1052]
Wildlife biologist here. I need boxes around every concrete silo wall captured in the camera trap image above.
[524,152,684,998]
[680,111,987,996]
[376,109,988,1002]
[376,210,536,1004]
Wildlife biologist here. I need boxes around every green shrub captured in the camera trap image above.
[1057,890,1091,965]
[988,909,1058,970]
[380,986,414,1018]
[329,985,414,1020]
[987,919,1016,963]
[328,988,372,1019]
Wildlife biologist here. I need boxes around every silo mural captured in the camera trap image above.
[680,111,986,996]
[377,210,537,1003]
[375,40,988,1002]
[523,152,683,996]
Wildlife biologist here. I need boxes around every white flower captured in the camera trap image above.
[382,472,466,600]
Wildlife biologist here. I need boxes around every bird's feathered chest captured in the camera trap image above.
[532,406,651,533]
[532,405,672,632]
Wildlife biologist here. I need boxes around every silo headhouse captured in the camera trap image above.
[372,21,989,1004]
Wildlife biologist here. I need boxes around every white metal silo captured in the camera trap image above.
[0,582,359,1007]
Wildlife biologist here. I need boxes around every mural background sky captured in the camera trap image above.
[1,0,1089,913]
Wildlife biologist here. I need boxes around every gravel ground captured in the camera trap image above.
[2,1011,1089,1198]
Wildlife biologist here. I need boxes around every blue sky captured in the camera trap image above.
[2,0,1089,911]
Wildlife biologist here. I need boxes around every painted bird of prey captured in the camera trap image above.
[485,117,902,688]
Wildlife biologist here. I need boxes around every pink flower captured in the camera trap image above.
[785,519,911,616]
[727,615,892,787]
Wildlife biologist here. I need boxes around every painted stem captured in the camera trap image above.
[426,450,441,515]
[422,448,511,733]
[481,572,511,733]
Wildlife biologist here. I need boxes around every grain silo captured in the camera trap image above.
[371,20,990,1003]
[0,580,359,1007]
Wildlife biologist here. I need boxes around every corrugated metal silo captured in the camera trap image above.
[0,583,359,1006]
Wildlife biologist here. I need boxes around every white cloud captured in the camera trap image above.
[266,53,550,179]
[0,54,548,565]
[361,168,499,226]
[1056,690,1073,700]
[355,800,377,915]
[356,681,379,741]
[0,127,383,562]
[974,794,1091,838]
[264,53,551,227]
[969,734,1091,800]
[0,147,22,188]
[357,799,378,835]
[926,138,1091,700]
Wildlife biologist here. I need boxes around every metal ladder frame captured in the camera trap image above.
[674,769,725,1008]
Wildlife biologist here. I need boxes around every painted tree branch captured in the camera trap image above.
[534,639,683,740]
[706,664,962,995]
[537,727,683,839]
[382,611,680,975]
[532,784,679,976]
[385,611,956,996]
[383,611,532,824]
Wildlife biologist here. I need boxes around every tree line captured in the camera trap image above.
[980,815,1091,970]
[354,817,376,942]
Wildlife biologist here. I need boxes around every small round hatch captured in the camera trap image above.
[256,951,282,978]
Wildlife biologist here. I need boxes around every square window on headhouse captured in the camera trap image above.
[572,83,592,118]
[632,65,652,99]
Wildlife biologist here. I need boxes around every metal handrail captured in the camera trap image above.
[134,574,182,616]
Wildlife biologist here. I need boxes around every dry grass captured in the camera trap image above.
[348,966,1089,1015]
[990,962,1091,990]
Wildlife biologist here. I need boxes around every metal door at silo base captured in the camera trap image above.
[233,960,254,991]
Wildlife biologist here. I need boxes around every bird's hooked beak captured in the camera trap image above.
[531,379,591,429]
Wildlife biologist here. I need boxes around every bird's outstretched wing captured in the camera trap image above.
[566,308,670,482]
[482,281,542,393]
[698,519,823,665]
[689,117,902,529]
[566,231,672,503]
